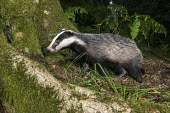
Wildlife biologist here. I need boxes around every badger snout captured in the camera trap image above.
[47,46,55,53]
[136,76,142,83]
[137,79,142,83]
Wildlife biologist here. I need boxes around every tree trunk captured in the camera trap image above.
[0,0,77,55]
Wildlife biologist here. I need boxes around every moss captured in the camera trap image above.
[41,0,78,34]
[12,17,42,55]
[0,38,62,113]
[0,0,42,55]
[71,90,87,101]
[66,105,84,113]
[128,100,170,113]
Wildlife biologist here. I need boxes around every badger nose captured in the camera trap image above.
[136,77,142,83]
[137,79,142,83]
[46,47,50,52]
[46,48,50,52]
[46,46,53,53]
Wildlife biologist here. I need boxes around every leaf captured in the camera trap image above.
[130,16,141,39]
[65,7,88,22]
[138,15,167,39]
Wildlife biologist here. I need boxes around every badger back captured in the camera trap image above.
[76,33,143,64]
[107,34,143,63]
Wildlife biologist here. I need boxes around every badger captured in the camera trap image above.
[47,29,143,83]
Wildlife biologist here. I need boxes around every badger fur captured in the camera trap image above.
[47,29,143,83]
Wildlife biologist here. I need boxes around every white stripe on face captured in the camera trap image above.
[54,36,86,52]
[47,31,65,52]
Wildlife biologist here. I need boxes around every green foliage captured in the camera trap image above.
[65,7,88,22]
[103,4,167,42]
[130,16,141,39]
[60,58,170,112]
[64,61,152,100]
[62,0,170,58]
[64,3,167,46]
[97,5,129,34]
[129,15,167,40]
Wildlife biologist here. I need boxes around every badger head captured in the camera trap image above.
[47,29,85,53]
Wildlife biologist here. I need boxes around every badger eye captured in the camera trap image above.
[52,40,60,49]
[56,40,60,44]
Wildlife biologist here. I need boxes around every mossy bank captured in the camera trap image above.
[0,36,63,112]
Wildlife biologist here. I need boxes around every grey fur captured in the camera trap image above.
[47,30,144,83]
[74,33,143,63]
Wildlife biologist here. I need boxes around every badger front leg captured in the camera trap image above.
[115,66,127,78]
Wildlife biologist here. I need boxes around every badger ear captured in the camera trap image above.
[61,28,65,31]
[67,30,74,33]
[67,30,74,36]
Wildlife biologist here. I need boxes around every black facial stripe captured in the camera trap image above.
[57,31,74,40]
[51,31,74,49]
[51,39,61,49]
[52,42,58,49]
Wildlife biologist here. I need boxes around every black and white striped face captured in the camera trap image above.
[47,30,85,53]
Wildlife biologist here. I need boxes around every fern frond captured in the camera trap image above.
[151,19,167,36]
[138,15,167,38]
[130,15,167,40]
[65,7,88,22]
[130,16,141,39]
[65,7,88,14]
